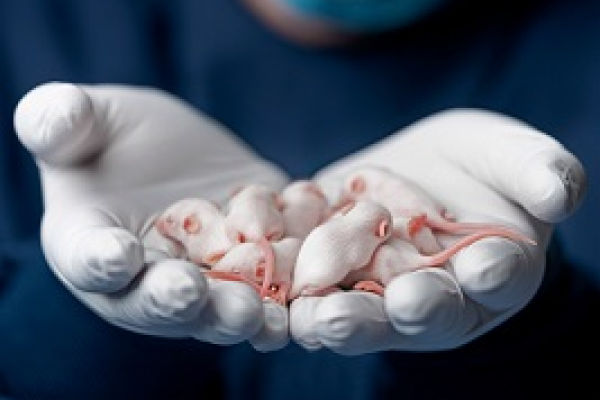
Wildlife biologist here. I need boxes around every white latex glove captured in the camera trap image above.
[291,109,586,355]
[14,82,289,351]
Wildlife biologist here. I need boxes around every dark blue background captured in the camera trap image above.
[0,0,598,399]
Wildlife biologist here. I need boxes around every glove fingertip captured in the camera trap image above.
[384,270,464,338]
[144,259,208,322]
[520,149,587,223]
[289,297,323,351]
[249,301,290,352]
[207,280,264,340]
[14,82,103,165]
[451,237,542,312]
[67,226,145,293]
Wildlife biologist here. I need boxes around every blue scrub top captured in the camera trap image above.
[0,0,598,398]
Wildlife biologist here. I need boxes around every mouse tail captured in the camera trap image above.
[204,270,262,292]
[424,218,536,246]
[422,229,536,267]
[258,237,276,297]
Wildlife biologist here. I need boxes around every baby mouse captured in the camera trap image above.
[207,237,302,304]
[225,184,285,244]
[344,230,532,296]
[341,165,535,250]
[224,184,287,293]
[290,200,392,299]
[155,198,232,266]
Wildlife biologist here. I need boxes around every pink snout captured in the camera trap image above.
[155,217,170,237]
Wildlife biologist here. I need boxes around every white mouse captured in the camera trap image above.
[155,198,232,266]
[290,201,392,298]
[208,237,302,304]
[341,165,534,253]
[344,228,535,296]
[225,184,285,244]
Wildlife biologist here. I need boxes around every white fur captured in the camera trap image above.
[290,201,391,298]
[225,184,285,243]
[344,166,443,254]
[343,165,444,217]
[281,181,329,239]
[212,237,301,286]
[155,198,232,265]
[212,242,264,282]
[342,238,425,287]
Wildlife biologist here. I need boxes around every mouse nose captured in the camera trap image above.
[155,216,173,237]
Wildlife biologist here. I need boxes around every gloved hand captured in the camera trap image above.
[290,109,586,354]
[14,82,289,351]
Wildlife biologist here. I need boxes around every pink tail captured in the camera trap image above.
[204,270,262,292]
[258,237,276,297]
[205,270,288,305]
[422,229,536,267]
[425,218,536,246]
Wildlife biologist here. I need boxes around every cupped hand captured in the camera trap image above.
[14,83,289,351]
[290,109,586,354]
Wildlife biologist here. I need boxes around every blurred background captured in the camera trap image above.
[0,0,598,399]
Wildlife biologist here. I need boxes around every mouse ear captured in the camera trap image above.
[183,214,201,234]
[350,176,366,194]
[375,219,390,238]
[154,215,170,236]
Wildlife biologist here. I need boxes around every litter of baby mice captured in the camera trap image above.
[151,166,536,306]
